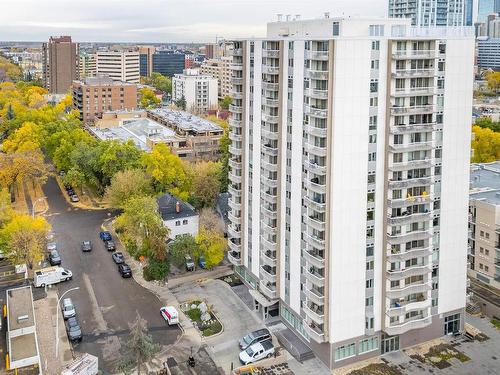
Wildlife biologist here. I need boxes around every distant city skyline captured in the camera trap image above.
[1,0,386,43]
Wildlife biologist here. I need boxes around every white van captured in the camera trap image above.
[160,306,179,325]
[34,266,72,288]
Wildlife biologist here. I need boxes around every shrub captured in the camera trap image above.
[186,308,201,322]
[202,321,222,337]
[142,257,170,281]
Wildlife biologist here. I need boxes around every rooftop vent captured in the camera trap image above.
[17,315,29,323]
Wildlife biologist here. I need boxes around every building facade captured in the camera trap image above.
[72,76,137,123]
[96,50,140,83]
[157,193,199,239]
[200,57,233,99]
[389,0,466,26]
[227,17,474,368]
[477,37,500,70]
[152,50,185,77]
[139,46,156,77]
[172,69,218,113]
[79,51,96,79]
[477,0,500,23]
[42,36,78,94]
[469,162,500,292]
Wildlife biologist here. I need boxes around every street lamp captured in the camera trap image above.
[32,196,46,218]
[55,287,79,358]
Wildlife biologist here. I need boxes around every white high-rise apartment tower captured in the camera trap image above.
[227,16,474,369]
[96,50,140,84]
[389,0,466,26]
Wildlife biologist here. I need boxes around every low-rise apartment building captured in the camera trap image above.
[72,76,138,123]
[200,57,232,99]
[172,69,218,114]
[468,162,500,292]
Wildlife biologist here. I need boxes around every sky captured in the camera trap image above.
[0,0,387,43]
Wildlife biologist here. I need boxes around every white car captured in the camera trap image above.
[47,242,57,251]
[239,339,274,365]
[160,306,179,325]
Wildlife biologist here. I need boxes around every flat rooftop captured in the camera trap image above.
[148,108,223,134]
[470,163,500,205]
[89,117,179,151]
[10,333,38,362]
[7,286,35,330]
[76,75,135,86]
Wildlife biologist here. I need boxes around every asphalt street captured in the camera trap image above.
[42,177,180,373]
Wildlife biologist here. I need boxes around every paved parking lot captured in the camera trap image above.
[169,278,268,373]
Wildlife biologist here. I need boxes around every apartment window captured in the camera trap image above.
[370,81,378,93]
[393,153,403,163]
[479,263,483,270]
[366,260,374,270]
[369,134,377,143]
[368,152,376,162]
[371,41,380,51]
[485,265,489,272]
[335,343,356,361]
[371,60,379,70]
[365,317,374,329]
[432,298,438,307]
[370,97,378,107]
[485,249,490,256]
[366,246,374,256]
[366,279,373,288]
[332,22,340,36]
[480,247,484,254]
[486,232,490,239]
[183,219,188,225]
[369,25,385,36]
[175,220,180,226]
[359,337,378,354]
[480,230,484,237]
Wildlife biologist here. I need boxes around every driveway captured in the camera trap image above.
[42,177,180,374]
[169,279,266,373]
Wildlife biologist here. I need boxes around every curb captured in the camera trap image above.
[54,176,107,211]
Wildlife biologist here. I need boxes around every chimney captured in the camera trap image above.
[175,201,181,213]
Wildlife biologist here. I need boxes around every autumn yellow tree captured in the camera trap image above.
[195,225,226,269]
[471,125,500,163]
[0,214,51,269]
[485,71,500,93]
[139,87,161,109]
[189,161,222,209]
[0,150,50,189]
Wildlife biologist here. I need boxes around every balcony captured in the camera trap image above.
[306,216,325,231]
[260,265,277,282]
[228,211,242,224]
[303,304,325,324]
[231,77,244,85]
[228,238,241,253]
[303,249,325,269]
[227,225,241,239]
[304,232,326,249]
[262,113,279,123]
[263,66,280,75]
[262,97,279,107]
[389,141,434,152]
[305,268,325,287]
[304,160,327,175]
[386,282,431,300]
[229,117,242,127]
[304,124,328,137]
[261,249,277,267]
[261,190,277,204]
[387,229,433,245]
[228,171,242,184]
[261,129,279,141]
[392,86,435,96]
[262,144,278,157]
[305,285,325,305]
[386,246,432,262]
[228,185,241,197]
[228,145,242,156]
[390,105,435,115]
[259,280,277,300]
[304,105,328,119]
[262,82,279,91]
[386,264,432,281]
[392,50,436,59]
[305,50,329,61]
[228,198,241,211]
[305,88,329,99]
[229,104,243,113]
[229,132,242,142]
[305,70,329,80]
[228,158,242,169]
[261,221,278,236]
[304,142,327,157]
[261,204,278,219]
[305,180,326,194]
[230,90,243,100]
[304,195,326,212]
[391,68,435,78]
[228,251,242,266]
[390,123,437,134]
[261,235,277,251]
[230,63,243,70]
[387,211,432,225]
[384,316,432,336]
[261,159,278,172]
[388,176,433,189]
[303,321,326,343]
[233,48,243,56]
[389,159,434,171]
[387,193,432,208]
[262,49,280,58]
[386,296,431,317]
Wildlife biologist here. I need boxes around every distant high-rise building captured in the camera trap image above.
[205,44,216,59]
[139,46,156,77]
[228,16,474,369]
[477,37,500,69]
[78,51,96,79]
[389,0,466,26]
[152,51,185,77]
[200,57,232,99]
[72,75,137,123]
[42,36,78,94]
[465,0,474,25]
[96,50,140,83]
[477,0,500,23]
[172,69,218,113]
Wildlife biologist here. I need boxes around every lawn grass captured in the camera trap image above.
[202,321,222,337]
[491,318,500,330]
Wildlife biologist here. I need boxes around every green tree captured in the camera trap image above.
[189,161,222,209]
[0,214,51,269]
[219,95,232,110]
[120,312,159,375]
[168,234,199,266]
[475,117,500,133]
[96,140,143,187]
[142,72,172,94]
[139,87,161,109]
[175,95,186,110]
[104,169,152,208]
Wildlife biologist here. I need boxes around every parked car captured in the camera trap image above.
[118,263,132,278]
[112,252,125,264]
[70,194,79,202]
[48,249,61,266]
[160,306,179,325]
[198,254,206,269]
[66,188,74,195]
[47,242,57,252]
[81,241,92,252]
[239,328,272,350]
[239,339,274,365]
[185,255,195,271]
[66,317,82,342]
[99,231,112,242]
[104,240,116,251]
[62,298,76,320]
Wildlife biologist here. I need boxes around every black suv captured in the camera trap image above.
[81,241,92,252]
[118,263,132,278]
[105,240,116,251]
